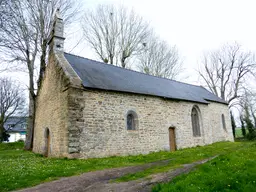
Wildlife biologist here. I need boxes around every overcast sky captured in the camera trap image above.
[65,0,256,85]
[3,0,256,88]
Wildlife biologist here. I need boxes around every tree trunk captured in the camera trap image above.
[230,112,236,139]
[240,117,246,137]
[0,116,4,142]
[221,90,225,101]
[121,57,125,68]
[110,56,114,65]
[25,92,36,150]
[0,125,3,142]
[25,62,36,150]
[37,39,47,89]
[251,111,256,128]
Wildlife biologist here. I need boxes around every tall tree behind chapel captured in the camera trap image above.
[199,42,256,107]
[0,0,81,150]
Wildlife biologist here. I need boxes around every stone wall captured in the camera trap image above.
[32,7,234,159]
[33,54,70,157]
[78,89,233,158]
[33,53,233,159]
[66,87,85,156]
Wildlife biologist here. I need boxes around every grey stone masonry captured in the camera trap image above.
[33,9,234,159]
[67,87,85,154]
[77,89,234,158]
[48,9,65,53]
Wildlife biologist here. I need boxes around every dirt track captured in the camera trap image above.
[16,156,216,192]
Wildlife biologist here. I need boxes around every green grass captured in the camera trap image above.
[0,141,250,191]
[0,141,24,150]
[152,141,256,192]
[235,128,244,138]
[114,142,242,182]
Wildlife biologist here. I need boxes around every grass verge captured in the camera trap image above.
[0,141,244,191]
[114,142,242,182]
[152,141,256,192]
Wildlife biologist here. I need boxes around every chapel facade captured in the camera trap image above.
[33,12,234,158]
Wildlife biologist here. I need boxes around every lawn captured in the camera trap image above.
[0,141,252,191]
[235,128,244,138]
[114,142,242,182]
[153,141,256,192]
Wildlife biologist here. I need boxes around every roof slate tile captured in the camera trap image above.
[64,53,227,105]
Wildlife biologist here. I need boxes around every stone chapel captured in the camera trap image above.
[33,11,234,158]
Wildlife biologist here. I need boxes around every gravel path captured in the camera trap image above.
[15,156,217,192]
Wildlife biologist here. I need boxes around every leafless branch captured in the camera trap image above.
[199,42,256,107]
[82,4,150,68]
[0,0,81,149]
[0,77,26,142]
[137,34,183,80]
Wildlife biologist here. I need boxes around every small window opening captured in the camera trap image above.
[222,114,226,131]
[126,110,138,130]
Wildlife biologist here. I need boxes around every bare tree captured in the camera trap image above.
[82,4,150,68]
[0,0,38,148]
[138,35,182,79]
[118,7,149,68]
[199,42,256,107]
[82,5,118,65]
[0,78,26,142]
[30,0,81,89]
[0,0,80,150]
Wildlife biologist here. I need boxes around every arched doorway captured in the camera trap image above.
[169,127,176,151]
[45,128,50,157]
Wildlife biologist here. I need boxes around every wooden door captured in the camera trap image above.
[169,127,176,151]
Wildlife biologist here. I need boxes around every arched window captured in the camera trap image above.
[222,114,226,131]
[191,106,201,137]
[126,110,138,130]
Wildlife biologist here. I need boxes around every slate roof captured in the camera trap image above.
[64,53,227,105]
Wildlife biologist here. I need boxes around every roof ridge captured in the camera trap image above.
[64,52,203,89]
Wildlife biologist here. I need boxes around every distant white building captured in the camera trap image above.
[4,117,27,142]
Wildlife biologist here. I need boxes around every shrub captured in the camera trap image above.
[246,130,256,140]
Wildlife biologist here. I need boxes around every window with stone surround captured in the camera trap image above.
[126,110,138,130]
[191,106,201,137]
[222,114,226,131]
